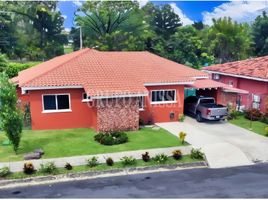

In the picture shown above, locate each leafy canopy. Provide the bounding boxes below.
[252,11,268,56]
[206,17,252,63]
[0,72,23,153]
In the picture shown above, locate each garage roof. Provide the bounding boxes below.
[185,79,249,94]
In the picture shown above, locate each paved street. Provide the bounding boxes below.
[1,163,268,198]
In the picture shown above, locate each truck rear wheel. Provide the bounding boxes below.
[196,112,203,122]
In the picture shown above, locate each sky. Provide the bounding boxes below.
[58,0,268,31]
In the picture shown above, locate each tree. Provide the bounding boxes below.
[252,11,268,56]
[159,26,214,68]
[142,3,182,39]
[0,1,67,60]
[0,54,8,72]
[0,72,23,153]
[206,17,252,63]
[192,21,204,30]
[74,0,152,51]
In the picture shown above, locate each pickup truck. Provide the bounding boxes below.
[184,96,228,122]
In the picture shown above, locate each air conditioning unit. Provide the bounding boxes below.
[213,74,220,80]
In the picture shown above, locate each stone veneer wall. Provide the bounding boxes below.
[96,97,139,132]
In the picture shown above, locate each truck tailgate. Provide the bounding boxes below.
[210,108,228,116]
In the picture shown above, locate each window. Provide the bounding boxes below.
[138,96,145,110]
[43,94,71,113]
[151,90,176,104]
[252,94,261,109]
[82,93,92,102]
[213,74,220,80]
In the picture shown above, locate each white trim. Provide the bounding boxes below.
[192,76,209,79]
[151,101,177,105]
[203,70,268,82]
[42,109,72,114]
[138,96,145,110]
[92,93,148,99]
[22,85,83,94]
[144,81,194,86]
[42,93,71,113]
[82,99,92,103]
[150,89,177,104]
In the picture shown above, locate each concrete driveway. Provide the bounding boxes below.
[157,117,268,168]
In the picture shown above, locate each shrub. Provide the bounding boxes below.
[227,107,241,120]
[261,115,268,124]
[64,163,73,170]
[245,108,263,121]
[265,127,268,137]
[153,153,168,164]
[106,157,114,166]
[120,156,136,166]
[23,162,35,174]
[190,148,204,159]
[94,132,128,145]
[0,73,23,153]
[0,167,10,177]
[172,150,182,160]
[40,162,57,174]
[87,156,99,167]
[178,114,185,122]
[179,132,187,144]
[142,152,150,162]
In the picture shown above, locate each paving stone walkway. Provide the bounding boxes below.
[0,146,192,172]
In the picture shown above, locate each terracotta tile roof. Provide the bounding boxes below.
[186,79,249,94]
[203,56,268,80]
[188,79,227,89]
[14,48,207,97]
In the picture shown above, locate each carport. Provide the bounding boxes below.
[185,79,249,110]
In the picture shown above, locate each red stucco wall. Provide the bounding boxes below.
[215,74,268,112]
[17,85,186,130]
[139,85,184,124]
[28,89,97,130]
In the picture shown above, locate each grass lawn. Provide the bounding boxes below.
[6,155,203,180]
[0,127,183,162]
[230,116,267,136]
[64,47,73,54]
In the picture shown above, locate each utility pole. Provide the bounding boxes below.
[79,26,83,50]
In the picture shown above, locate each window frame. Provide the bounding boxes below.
[138,96,145,111]
[150,89,177,104]
[42,93,72,113]
[82,92,92,102]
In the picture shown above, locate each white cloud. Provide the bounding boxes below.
[203,1,268,25]
[170,3,194,26]
[62,15,67,19]
[73,0,83,7]
[137,0,149,8]
[65,28,71,32]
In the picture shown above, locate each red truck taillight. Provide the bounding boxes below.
[207,109,211,115]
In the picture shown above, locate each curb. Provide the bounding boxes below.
[0,161,207,189]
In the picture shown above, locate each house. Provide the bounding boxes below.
[12,48,242,132]
[203,56,268,112]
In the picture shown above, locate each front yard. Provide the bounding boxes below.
[230,116,267,136]
[0,127,183,162]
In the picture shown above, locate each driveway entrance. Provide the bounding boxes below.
[157,117,268,168]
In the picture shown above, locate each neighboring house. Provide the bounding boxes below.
[203,56,268,112]
[12,48,242,132]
